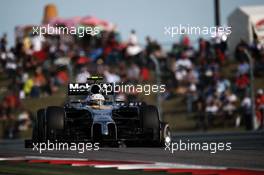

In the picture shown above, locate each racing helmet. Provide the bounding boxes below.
[91,94,105,105]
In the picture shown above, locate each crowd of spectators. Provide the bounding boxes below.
[0,25,264,138]
[169,36,264,130]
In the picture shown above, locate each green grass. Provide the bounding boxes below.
[0,161,178,175]
[22,86,67,114]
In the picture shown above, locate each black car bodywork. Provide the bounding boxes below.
[31,77,171,146]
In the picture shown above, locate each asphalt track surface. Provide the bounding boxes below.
[0,131,263,170]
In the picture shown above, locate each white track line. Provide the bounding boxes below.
[25,156,88,161]
[0,157,26,161]
[92,163,226,170]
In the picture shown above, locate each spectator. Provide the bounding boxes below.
[186,83,198,113]
[235,73,250,98]
[17,109,32,132]
[127,63,140,81]
[0,33,7,51]
[56,69,69,85]
[216,76,230,95]
[241,95,252,130]
[31,34,45,52]
[126,30,142,57]
[235,39,248,62]
[104,68,121,83]
[32,67,46,98]
[222,91,238,121]
[256,89,264,129]
[140,66,150,82]
[128,29,138,45]
[205,100,219,127]
[76,67,91,83]
[172,52,192,83]
[237,59,250,75]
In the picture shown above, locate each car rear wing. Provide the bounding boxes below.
[68,82,114,95]
[68,76,114,95]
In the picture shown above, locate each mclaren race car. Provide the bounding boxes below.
[31,77,171,146]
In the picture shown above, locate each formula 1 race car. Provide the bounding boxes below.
[31,77,171,147]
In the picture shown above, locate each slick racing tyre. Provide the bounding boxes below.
[141,105,160,143]
[160,123,171,146]
[46,106,65,141]
[32,108,46,142]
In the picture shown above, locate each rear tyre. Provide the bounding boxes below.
[160,123,171,146]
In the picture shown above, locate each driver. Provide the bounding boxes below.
[87,93,112,109]
[90,93,105,106]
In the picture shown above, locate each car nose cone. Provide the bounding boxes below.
[101,123,109,135]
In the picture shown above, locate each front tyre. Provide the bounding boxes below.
[32,109,45,142]
[46,106,65,141]
[141,105,160,144]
